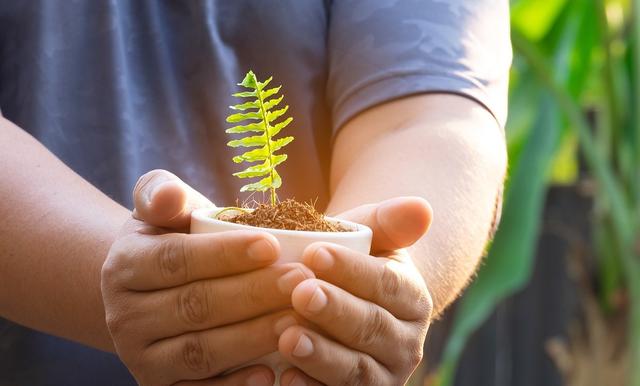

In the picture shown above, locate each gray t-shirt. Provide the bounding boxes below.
[0,1,511,384]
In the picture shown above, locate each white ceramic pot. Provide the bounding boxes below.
[190,206,373,382]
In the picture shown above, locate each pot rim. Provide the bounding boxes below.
[191,207,372,238]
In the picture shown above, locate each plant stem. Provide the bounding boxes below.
[270,187,276,207]
[254,75,277,206]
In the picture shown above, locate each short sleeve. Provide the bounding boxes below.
[327,0,512,132]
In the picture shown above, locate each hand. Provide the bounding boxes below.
[277,197,434,386]
[101,170,313,386]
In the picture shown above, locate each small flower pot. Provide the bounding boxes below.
[190,206,373,380]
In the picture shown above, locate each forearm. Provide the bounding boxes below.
[0,117,129,351]
[327,95,507,314]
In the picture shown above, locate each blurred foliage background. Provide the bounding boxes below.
[412,0,640,385]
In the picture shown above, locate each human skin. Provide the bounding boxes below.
[277,94,507,385]
[0,93,506,384]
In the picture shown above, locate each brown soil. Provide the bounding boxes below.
[218,199,350,232]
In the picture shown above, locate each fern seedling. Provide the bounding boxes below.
[226,70,294,206]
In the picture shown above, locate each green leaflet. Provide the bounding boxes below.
[226,111,261,123]
[240,169,282,192]
[232,91,256,98]
[226,122,265,134]
[232,146,269,163]
[258,77,273,90]
[226,70,294,205]
[267,106,289,123]
[227,134,267,148]
[263,95,284,111]
[229,100,260,111]
[232,155,287,179]
[271,136,294,152]
[270,117,292,137]
[261,86,281,100]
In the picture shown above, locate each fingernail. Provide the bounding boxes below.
[274,315,297,335]
[277,269,307,295]
[292,334,314,357]
[306,286,327,313]
[247,238,277,262]
[246,371,271,386]
[289,374,307,386]
[310,247,333,271]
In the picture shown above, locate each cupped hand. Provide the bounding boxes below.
[101,170,312,386]
[277,197,434,386]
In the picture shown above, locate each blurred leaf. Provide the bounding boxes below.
[549,134,579,184]
[436,2,591,384]
[511,0,569,41]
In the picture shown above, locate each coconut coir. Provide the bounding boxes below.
[220,199,349,232]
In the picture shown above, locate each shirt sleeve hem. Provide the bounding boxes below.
[331,72,506,137]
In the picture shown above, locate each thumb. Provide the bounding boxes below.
[335,196,433,253]
[132,169,214,230]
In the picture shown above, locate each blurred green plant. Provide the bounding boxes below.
[434,0,640,384]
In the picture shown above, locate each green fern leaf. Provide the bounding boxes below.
[258,76,273,90]
[226,111,261,123]
[270,136,294,152]
[233,162,272,179]
[226,122,265,134]
[262,95,284,111]
[269,117,293,137]
[266,106,289,123]
[226,71,294,205]
[260,86,281,100]
[229,100,260,111]
[227,134,267,148]
[232,146,270,163]
[232,91,257,98]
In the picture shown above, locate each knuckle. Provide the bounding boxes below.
[179,334,213,375]
[411,282,434,322]
[242,273,267,307]
[105,308,130,339]
[379,264,403,300]
[343,356,377,386]
[352,304,389,349]
[417,290,434,321]
[407,344,424,368]
[177,282,212,327]
[156,236,189,283]
[102,239,129,279]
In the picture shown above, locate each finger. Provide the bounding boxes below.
[138,263,314,339]
[105,230,280,291]
[133,169,214,230]
[173,365,274,386]
[278,326,392,386]
[280,369,323,386]
[302,243,432,321]
[291,279,413,367]
[334,196,432,253]
[142,310,299,384]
